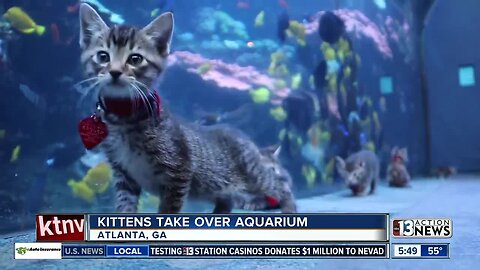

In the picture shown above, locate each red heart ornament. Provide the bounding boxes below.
[78,115,108,150]
[265,195,280,209]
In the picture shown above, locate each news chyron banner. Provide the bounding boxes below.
[36,214,388,242]
[14,214,454,259]
[14,213,391,259]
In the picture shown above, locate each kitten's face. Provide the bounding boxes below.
[79,3,173,100]
[344,163,367,186]
[336,157,366,186]
[260,147,292,186]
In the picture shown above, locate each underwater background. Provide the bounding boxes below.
[0,0,453,234]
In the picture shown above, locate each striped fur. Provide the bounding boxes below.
[79,3,296,213]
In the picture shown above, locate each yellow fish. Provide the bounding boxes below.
[338,37,350,54]
[365,141,376,152]
[10,145,21,163]
[291,73,302,90]
[197,63,212,75]
[254,11,265,27]
[324,47,336,61]
[151,8,160,17]
[83,163,112,194]
[286,20,306,46]
[3,7,45,35]
[302,165,317,188]
[270,51,285,64]
[343,66,352,78]
[328,76,337,91]
[68,180,95,203]
[270,106,287,122]
[320,42,331,52]
[320,131,331,143]
[250,87,270,104]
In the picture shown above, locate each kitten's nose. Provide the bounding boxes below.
[109,70,122,80]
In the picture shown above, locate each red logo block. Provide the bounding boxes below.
[392,220,401,236]
[36,214,85,241]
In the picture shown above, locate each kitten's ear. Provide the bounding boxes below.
[142,12,174,56]
[401,148,409,161]
[260,145,281,159]
[335,157,348,179]
[391,146,398,156]
[335,156,345,170]
[79,3,108,49]
[273,145,281,158]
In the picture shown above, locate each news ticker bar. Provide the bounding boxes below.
[391,243,449,259]
[37,214,389,242]
[15,243,389,259]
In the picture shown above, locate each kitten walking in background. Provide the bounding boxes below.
[387,147,410,187]
[336,150,379,196]
[77,4,296,214]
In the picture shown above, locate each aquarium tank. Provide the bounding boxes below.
[0,0,478,269]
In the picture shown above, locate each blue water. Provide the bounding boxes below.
[0,0,425,235]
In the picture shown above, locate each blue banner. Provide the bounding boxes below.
[61,243,388,259]
[106,245,149,257]
[421,244,449,258]
[87,214,387,230]
[62,245,105,258]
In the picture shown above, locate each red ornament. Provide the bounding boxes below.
[392,155,404,163]
[78,115,108,150]
[265,195,280,209]
[78,91,161,150]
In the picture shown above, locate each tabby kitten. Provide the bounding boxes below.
[78,4,297,213]
[336,150,379,196]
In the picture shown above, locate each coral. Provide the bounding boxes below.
[177,32,194,42]
[169,51,292,102]
[223,40,241,50]
[236,52,264,66]
[304,9,393,58]
[196,8,249,40]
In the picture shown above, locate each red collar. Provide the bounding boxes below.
[79,92,161,150]
[99,91,161,119]
[392,155,404,163]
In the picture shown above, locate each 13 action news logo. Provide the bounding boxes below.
[392,218,452,238]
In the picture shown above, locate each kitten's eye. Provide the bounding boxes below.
[127,54,144,66]
[96,51,110,63]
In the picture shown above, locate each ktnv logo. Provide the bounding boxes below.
[36,215,85,241]
[392,218,452,238]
